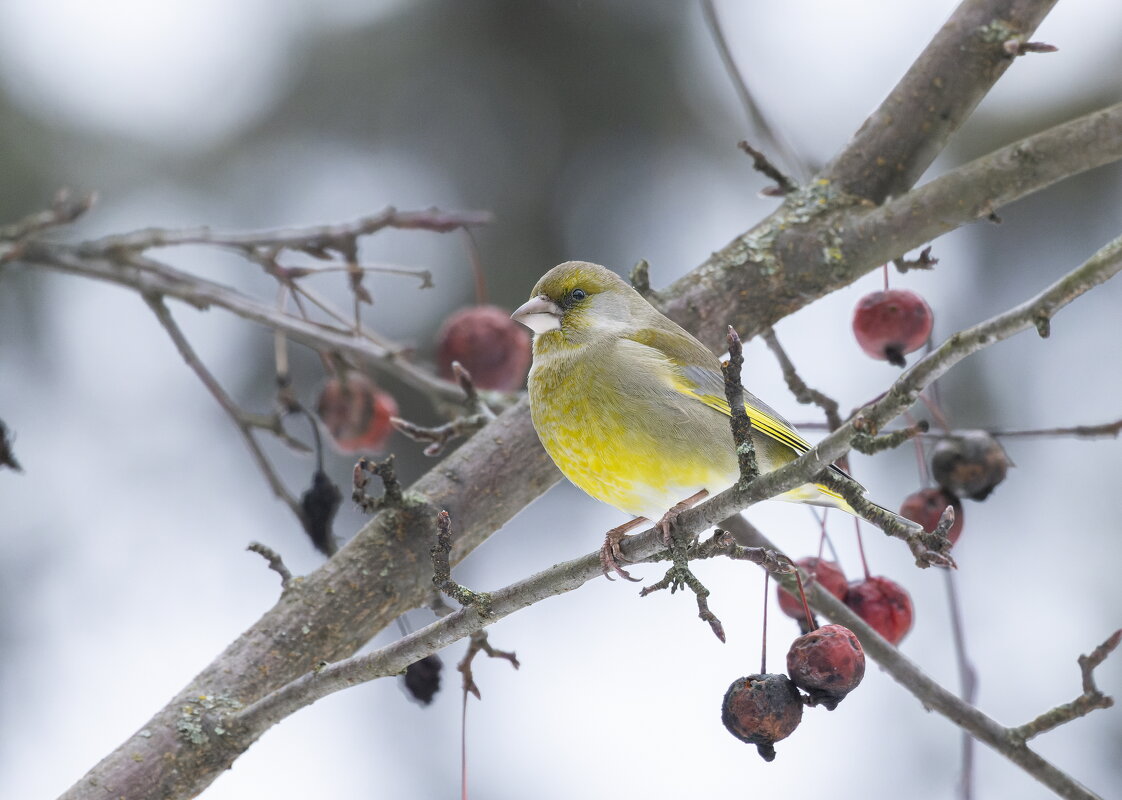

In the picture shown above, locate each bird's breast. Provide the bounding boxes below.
[527,348,737,519]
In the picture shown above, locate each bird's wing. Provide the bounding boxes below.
[627,326,813,456]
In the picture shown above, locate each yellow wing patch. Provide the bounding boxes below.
[670,374,850,510]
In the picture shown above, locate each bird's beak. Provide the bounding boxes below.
[511,294,562,334]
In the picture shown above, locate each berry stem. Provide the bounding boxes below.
[761,572,769,675]
[905,411,931,486]
[461,687,469,800]
[794,569,817,631]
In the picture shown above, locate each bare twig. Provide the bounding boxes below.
[894,245,939,274]
[0,189,95,262]
[1003,38,1058,56]
[945,569,979,800]
[391,362,496,456]
[1010,629,1120,743]
[721,326,759,483]
[247,542,294,589]
[761,327,842,430]
[989,418,1122,439]
[851,420,930,455]
[143,293,304,520]
[77,207,493,256]
[432,511,492,614]
[458,630,519,700]
[737,140,797,196]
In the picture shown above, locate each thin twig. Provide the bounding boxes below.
[761,327,842,430]
[721,325,759,484]
[247,542,294,589]
[894,245,939,274]
[391,362,496,456]
[433,511,493,614]
[77,206,493,255]
[737,140,797,196]
[142,293,303,520]
[945,569,979,800]
[1010,629,1120,743]
[458,630,519,700]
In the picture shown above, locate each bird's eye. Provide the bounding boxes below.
[570,288,587,301]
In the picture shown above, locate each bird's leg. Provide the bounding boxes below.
[657,489,709,545]
[600,516,648,582]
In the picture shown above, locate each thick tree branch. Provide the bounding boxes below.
[662,102,1122,350]
[821,0,1058,202]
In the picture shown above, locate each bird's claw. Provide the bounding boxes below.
[601,521,643,582]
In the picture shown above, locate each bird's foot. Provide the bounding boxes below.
[600,517,647,582]
[656,489,710,545]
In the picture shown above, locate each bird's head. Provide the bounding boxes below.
[511,261,642,346]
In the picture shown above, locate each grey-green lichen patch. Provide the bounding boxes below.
[176,694,244,746]
[737,227,781,276]
[976,19,1019,44]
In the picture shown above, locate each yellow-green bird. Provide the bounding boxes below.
[511,261,869,579]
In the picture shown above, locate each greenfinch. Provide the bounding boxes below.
[512,261,870,577]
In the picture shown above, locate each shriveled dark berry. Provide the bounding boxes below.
[852,289,934,367]
[845,576,914,645]
[776,558,848,621]
[721,673,803,761]
[786,624,865,710]
[931,431,1010,501]
[435,305,531,391]
[402,654,443,706]
[900,488,964,545]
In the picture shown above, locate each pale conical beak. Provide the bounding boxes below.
[511,294,562,334]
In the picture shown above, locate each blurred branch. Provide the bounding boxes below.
[76,206,492,255]
[1009,629,1120,743]
[761,327,842,431]
[143,293,304,520]
[700,0,805,180]
[391,362,496,456]
[989,419,1122,439]
[19,228,477,406]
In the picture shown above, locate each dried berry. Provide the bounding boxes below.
[317,372,399,453]
[845,576,914,645]
[435,305,531,391]
[852,289,934,367]
[299,469,342,556]
[931,431,1010,501]
[786,624,865,710]
[776,558,848,621]
[402,654,443,706]
[721,673,803,761]
[899,488,964,545]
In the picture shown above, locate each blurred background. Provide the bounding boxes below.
[1,0,1120,798]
